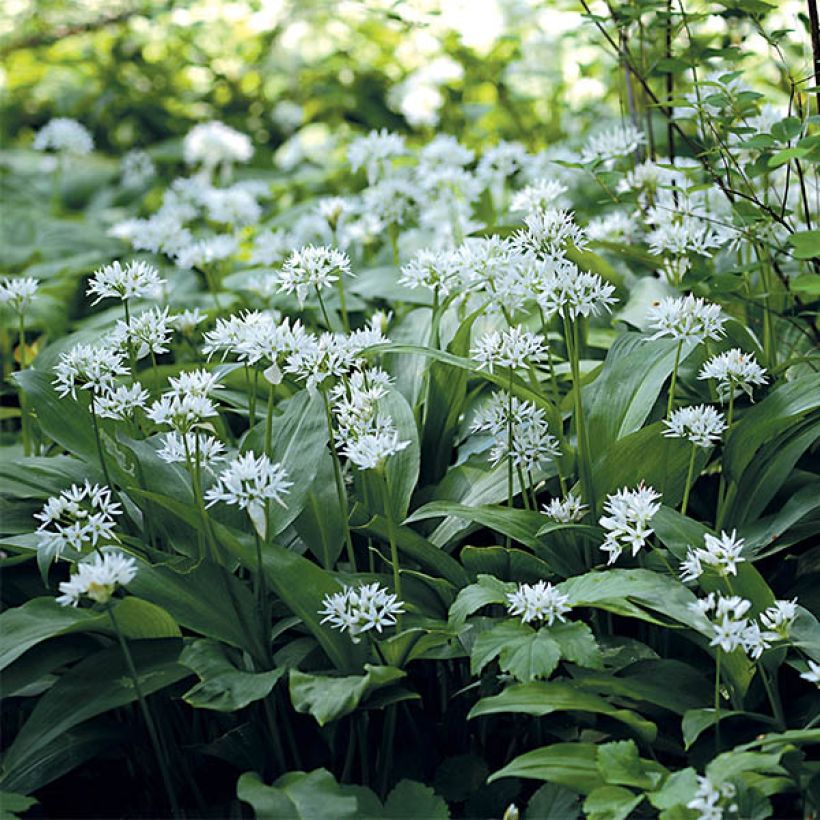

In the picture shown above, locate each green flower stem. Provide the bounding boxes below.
[314,285,333,329]
[89,393,113,488]
[107,606,181,819]
[666,339,683,420]
[506,369,514,548]
[17,314,31,456]
[321,389,356,570]
[714,648,722,752]
[123,299,137,375]
[335,276,350,332]
[715,387,736,530]
[264,382,275,457]
[563,309,596,520]
[759,664,786,729]
[262,693,287,772]
[378,467,402,626]
[680,442,698,516]
[516,464,531,510]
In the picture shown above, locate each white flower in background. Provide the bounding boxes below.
[348,129,407,184]
[512,208,588,257]
[686,775,737,820]
[399,249,463,296]
[534,260,617,320]
[147,392,218,434]
[664,404,727,447]
[174,235,239,270]
[111,213,194,258]
[543,492,587,523]
[801,661,820,686]
[56,549,137,607]
[172,308,207,334]
[471,326,547,374]
[698,348,768,402]
[53,344,129,400]
[112,306,176,360]
[276,246,352,306]
[510,179,568,213]
[506,581,571,626]
[121,149,155,188]
[319,582,404,643]
[647,216,725,259]
[202,187,262,226]
[35,482,122,558]
[250,229,292,266]
[476,141,528,187]
[157,431,226,468]
[362,176,419,227]
[759,599,798,637]
[33,118,94,155]
[679,530,746,582]
[599,484,662,565]
[586,212,641,243]
[0,277,39,314]
[471,392,560,471]
[647,295,725,343]
[418,134,474,170]
[87,260,165,305]
[204,452,292,533]
[581,122,645,165]
[94,383,149,420]
[317,196,350,230]
[202,311,281,362]
[271,100,304,133]
[183,120,253,171]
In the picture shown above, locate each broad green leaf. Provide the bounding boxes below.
[583,786,643,820]
[488,743,605,793]
[682,708,777,750]
[237,769,359,819]
[470,621,561,681]
[109,597,180,639]
[0,791,38,819]
[788,229,820,259]
[469,681,657,741]
[289,665,406,726]
[381,780,449,819]
[526,783,582,819]
[180,639,284,712]
[460,545,554,584]
[294,451,345,569]
[647,768,699,810]
[596,740,663,789]
[549,621,603,669]
[653,506,712,560]
[449,574,515,625]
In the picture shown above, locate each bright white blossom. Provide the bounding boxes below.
[510,179,568,213]
[53,344,129,400]
[399,249,463,296]
[0,277,39,314]
[599,484,662,565]
[506,581,571,626]
[801,661,820,686]
[534,259,617,320]
[183,121,253,172]
[94,383,150,420]
[112,307,176,359]
[664,404,727,447]
[543,492,587,524]
[647,295,725,343]
[348,129,407,184]
[511,208,588,257]
[581,123,645,166]
[87,260,165,305]
[319,582,404,643]
[471,326,547,374]
[686,775,737,820]
[33,118,93,155]
[276,246,352,306]
[35,482,122,559]
[147,392,218,434]
[157,431,226,468]
[175,235,239,270]
[698,348,768,402]
[56,550,137,607]
[679,530,746,582]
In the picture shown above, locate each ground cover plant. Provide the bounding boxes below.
[1,0,820,817]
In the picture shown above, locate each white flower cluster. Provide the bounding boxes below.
[581,122,646,166]
[510,179,568,214]
[275,246,352,306]
[347,129,407,184]
[471,326,547,374]
[183,120,253,171]
[121,149,155,188]
[686,776,737,820]
[543,492,587,524]
[688,593,797,658]
[471,392,560,472]
[95,383,150,421]
[33,118,94,155]
[53,343,129,400]
[511,208,588,257]
[112,306,176,360]
[56,550,138,607]
[802,661,820,686]
[699,348,768,402]
[35,481,122,558]
[157,431,226,468]
[647,295,726,343]
[679,530,745,582]
[599,484,662,565]
[319,582,404,643]
[664,404,727,448]
[506,581,572,626]
[87,260,165,305]
[0,277,39,314]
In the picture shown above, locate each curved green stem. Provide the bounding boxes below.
[666,339,683,420]
[680,442,697,516]
[379,468,402,624]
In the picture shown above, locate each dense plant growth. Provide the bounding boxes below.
[1,0,819,818]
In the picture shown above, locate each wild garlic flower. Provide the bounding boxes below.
[167,369,224,398]
[146,392,218,434]
[111,213,193,257]
[183,120,253,170]
[534,261,618,320]
[471,392,560,471]
[580,122,645,166]
[759,599,798,637]
[172,308,207,335]
[203,311,282,362]
[53,343,129,400]
[698,348,768,402]
[317,196,350,230]
[35,482,122,558]
[511,208,588,258]
[801,661,820,686]
[251,229,292,266]
[121,149,155,188]
[687,593,775,657]
[204,452,292,524]
[679,530,746,582]
[319,582,405,643]
[418,134,474,170]
[56,549,138,607]
[94,383,150,420]
[543,492,587,523]
[399,249,463,296]
[112,306,176,359]
[348,129,407,184]
[201,187,262,227]
[647,295,726,343]
[362,177,418,227]
[87,260,165,305]
[510,179,568,214]
[476,141,528,187]
[276,246,352,306]
[663,404,727,447]
[686,775,737,820]
[506,581,571,626]
[599,484,662,565]
[174,235,239,270]
[647,216,725,260]
[471,326,548,374]
[586,212,640,244]
[157,431,226,468]
[337,415,410,471]
[33,118,94,155]
[0,277,39,314]
[329,367,393,428]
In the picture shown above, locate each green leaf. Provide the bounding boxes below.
[597,740,662,789]
[0,791,38,820]
[526,783,582,819]
[293,451,345,569]
[109,597,180,639]
[180,640,284,711]
[682,708,777,750]
[469,681,657,741]
[382,780,449,819]
[583,786,643,820]
[488,743,605,793]
[767,147,808,168]
[549,621,603,669]
[647,768,699,810]
[460,545,555,584]
[1,639,186,793]
[449,574,515,625]
[289,665,406,726]
[470,621,561,682]
[237,769,359,819]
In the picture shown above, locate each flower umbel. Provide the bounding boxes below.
[599,484,662,565]
[56,549,138,607]
[319,582,405,643]
[506,581,571,625]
